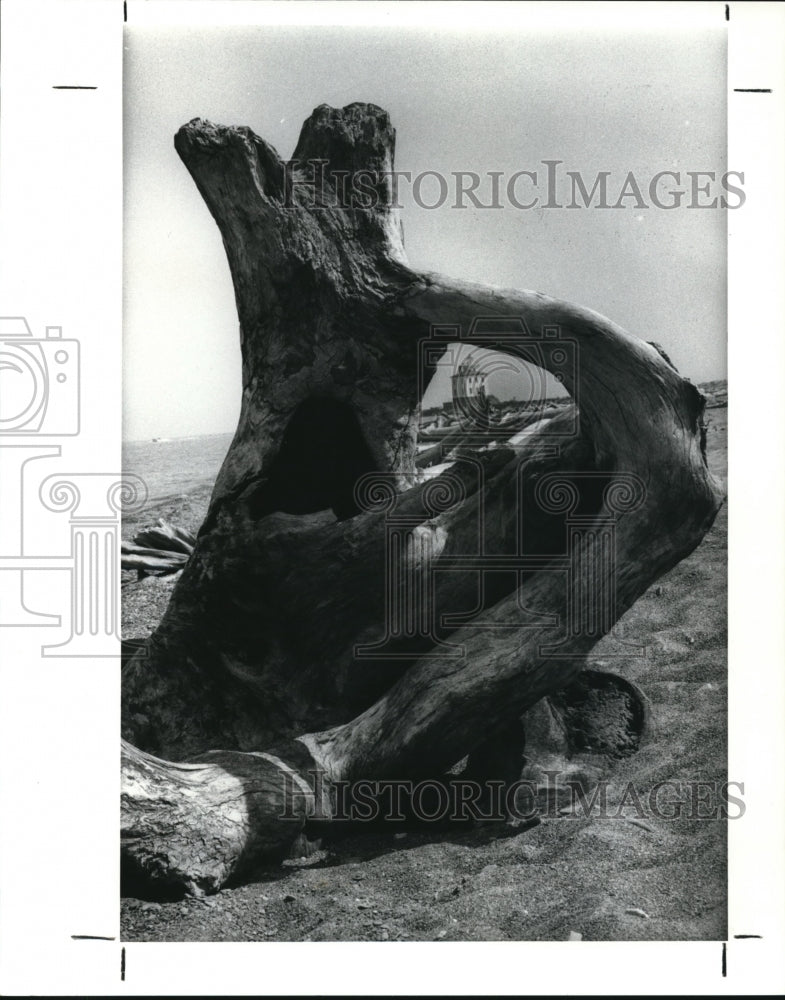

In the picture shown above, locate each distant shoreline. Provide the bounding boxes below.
[124,378,727,445]
[123,430,235,446]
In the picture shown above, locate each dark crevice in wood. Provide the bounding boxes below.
[247,397,377,521]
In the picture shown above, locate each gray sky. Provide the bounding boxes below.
[124,23,727,440]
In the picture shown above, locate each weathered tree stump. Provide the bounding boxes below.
[121,103,722,895]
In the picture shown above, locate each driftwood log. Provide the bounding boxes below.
[121,519,196,577]
[121,103,722,896]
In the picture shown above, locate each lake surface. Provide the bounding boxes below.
[123,432,233,505]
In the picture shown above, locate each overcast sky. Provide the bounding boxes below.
[124,21,727,440]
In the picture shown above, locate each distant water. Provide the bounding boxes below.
[123,432,233,504]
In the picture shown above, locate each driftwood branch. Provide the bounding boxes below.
[121,519,195,577]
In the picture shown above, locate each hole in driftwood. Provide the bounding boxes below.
[250,397,377,521]
[417,341,577,475]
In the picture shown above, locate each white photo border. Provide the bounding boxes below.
[0,1,783,995]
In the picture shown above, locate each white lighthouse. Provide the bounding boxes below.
[451,357,490,427]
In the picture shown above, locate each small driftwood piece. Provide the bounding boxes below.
[121,520,196,577]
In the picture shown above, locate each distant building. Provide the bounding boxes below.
[451,360,486,401]
[451,358,491,427]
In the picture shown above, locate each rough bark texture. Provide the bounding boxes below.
[121,103,723,895]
